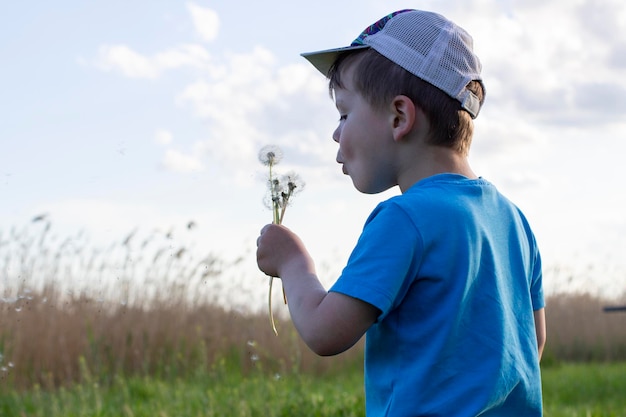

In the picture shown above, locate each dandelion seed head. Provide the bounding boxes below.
[262,194,276,211]
[270,177,284,195]
[258,145,283,166]
[257,144,306,332]
[282,171,305,194]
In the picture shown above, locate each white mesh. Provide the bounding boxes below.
[302,10,483,118]
[365,11,482,118]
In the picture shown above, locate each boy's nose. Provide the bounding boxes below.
[332,126,340,143]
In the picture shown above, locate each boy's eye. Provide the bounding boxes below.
[338,115,347,121]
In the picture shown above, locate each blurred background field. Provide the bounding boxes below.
[0,217,361,391]
[1,219,625,415]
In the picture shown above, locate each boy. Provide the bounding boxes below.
[256,9,546,416]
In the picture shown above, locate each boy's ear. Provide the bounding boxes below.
[389,95,416,142]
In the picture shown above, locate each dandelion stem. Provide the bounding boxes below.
[259,145,302,335]
[269,276,278,336]
[268,162,281,334]
[279,194,290,224]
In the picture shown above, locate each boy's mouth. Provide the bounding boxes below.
[336,153,347,174]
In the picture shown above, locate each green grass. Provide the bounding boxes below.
[0,357,365,417]
[542,362,626,416]
[3,375,363,417]
[2,362,626,417]
[2,220,626,416]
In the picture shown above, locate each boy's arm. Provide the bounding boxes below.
[257,224,379,356]
[533,307,546,360]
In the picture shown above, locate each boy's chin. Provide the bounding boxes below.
[352,179,394,195]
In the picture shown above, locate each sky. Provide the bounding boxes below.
[2,0,626,304]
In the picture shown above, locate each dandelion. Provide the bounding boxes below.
[258,145,305,335]
[278,171,305,224]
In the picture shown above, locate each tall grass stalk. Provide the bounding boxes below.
[0,219,625,393]
[0,219,359,391]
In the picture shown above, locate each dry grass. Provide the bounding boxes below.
[0,282,358,391]
[544,292,626,363]
[0,218,360,391]
[1,218,625,391]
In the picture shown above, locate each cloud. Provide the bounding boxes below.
[175,46,335,178]
[607,42,626,69]
[161,148,204,173]
[461,0,626,126]
[87,0,626,196]
[93,45,160,79]
[155,129,173,146]
[89,34,338,182]
[186,2,220,42]
[153,44,212,71]
[84,4,338,184]
[573,82,626,122]
[88,3,218,79]
[92,44,213,80]
[155,130,208,175]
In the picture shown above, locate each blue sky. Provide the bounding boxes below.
[2,0,626,303]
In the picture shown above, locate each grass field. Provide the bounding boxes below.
[1,361,625,416]
[1,220,626,416]
[542,362,626,416]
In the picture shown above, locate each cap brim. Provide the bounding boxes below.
[301,44,370,77]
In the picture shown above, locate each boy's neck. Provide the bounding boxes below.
[397,145,476,193]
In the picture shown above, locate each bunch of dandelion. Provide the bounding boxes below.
[258,145,305,335]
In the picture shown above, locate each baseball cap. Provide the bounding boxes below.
[301,9,484,118]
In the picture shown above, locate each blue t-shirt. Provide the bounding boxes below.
[330,174,544,416]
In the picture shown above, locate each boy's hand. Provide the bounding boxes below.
[257,223,378,356]
[256,224,314,279]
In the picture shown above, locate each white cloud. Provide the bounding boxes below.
[29,0,626,300]
[93,45,160,79]
[186,2,220,42]
[161,149,204,173]
[154,129,174,145]
[153,44,212,71]
[175,48,296,143]
[92,44,212,80]
[155,129,173,146]
[459,0,626,125]
[174,45,338,188]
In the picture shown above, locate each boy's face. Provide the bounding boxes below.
[332,65,397,194]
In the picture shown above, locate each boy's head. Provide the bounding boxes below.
[302,10,485,156]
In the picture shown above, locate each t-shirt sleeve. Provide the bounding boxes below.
[329,202,423,321]
[530,244,544,311]
[518,208,545,311]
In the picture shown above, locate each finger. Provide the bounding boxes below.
[258,225,268,246]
